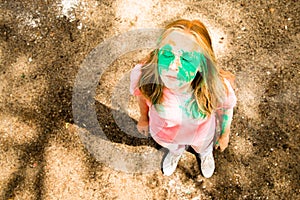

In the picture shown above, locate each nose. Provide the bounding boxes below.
[169,56,180,71]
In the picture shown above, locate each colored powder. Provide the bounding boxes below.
[158,44,174,75]
[177,51,202,83]
[180,98,206,119]
[157,44,208,119]
[158,44,204,84]
[220,114,229,135]
[190,100,206,119]
[154,104,165,114]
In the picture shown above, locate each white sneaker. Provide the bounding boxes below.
[200,152,215,178]
[162,152,182,176]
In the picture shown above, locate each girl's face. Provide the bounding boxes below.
[158,30,204,91]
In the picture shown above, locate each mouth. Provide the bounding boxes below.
[166,75,177,80]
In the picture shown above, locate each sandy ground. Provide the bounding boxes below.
[0,0,299,199]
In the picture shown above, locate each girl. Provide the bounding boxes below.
[130,19,237,178]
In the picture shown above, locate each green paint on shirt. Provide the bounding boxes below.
[220,114,229,135]
[180,98,206,119]
[154,104,165,114]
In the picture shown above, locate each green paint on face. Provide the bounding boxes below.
[177,51,202,83]
[158,44,205,84]
[158,44,174,75]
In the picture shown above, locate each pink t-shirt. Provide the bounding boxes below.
[130,64,237,147]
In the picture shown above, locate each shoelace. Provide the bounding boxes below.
[202,155,213,166]
[171,154,181,166]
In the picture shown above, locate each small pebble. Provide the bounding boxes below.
[77,22,83,30]
[169,180,175,186]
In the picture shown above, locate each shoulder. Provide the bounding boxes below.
[132,63,143,72]
[224,78,234,92]
[130,63,145,78]
[129,63,144,95]
[219,78,237,109]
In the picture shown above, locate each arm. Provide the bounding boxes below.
[136,95,150,136]
[129,64,149,135]
[215,108,234,151]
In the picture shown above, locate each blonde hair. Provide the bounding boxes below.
[138,19,234,117]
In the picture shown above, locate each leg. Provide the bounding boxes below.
[192,139,214,158]
[192,140,215,178]
[150,129,186,176]
[160,143,186,176]
[165,143,186,155]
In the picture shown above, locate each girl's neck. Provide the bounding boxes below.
[166,84,193,96]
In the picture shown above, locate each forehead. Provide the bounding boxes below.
[160,30,201,53]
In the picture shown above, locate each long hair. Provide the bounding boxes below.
[138,19,234,117]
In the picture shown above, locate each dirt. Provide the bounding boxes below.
[0,0,299,199]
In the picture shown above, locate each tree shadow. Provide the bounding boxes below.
[0,0,118,199]
[2,133,48,199]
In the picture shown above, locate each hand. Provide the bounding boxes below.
[215,134,229,152]
[137,117,149,137]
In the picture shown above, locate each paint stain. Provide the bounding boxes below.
[158,44,205,83]
[221,114,229,135]
[180,98,206,119]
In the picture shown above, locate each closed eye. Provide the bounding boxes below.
[181,56,191,62]
[162,50,174,58]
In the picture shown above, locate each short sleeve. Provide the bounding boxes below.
[129,64,143,96]
[218,78,237,109]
